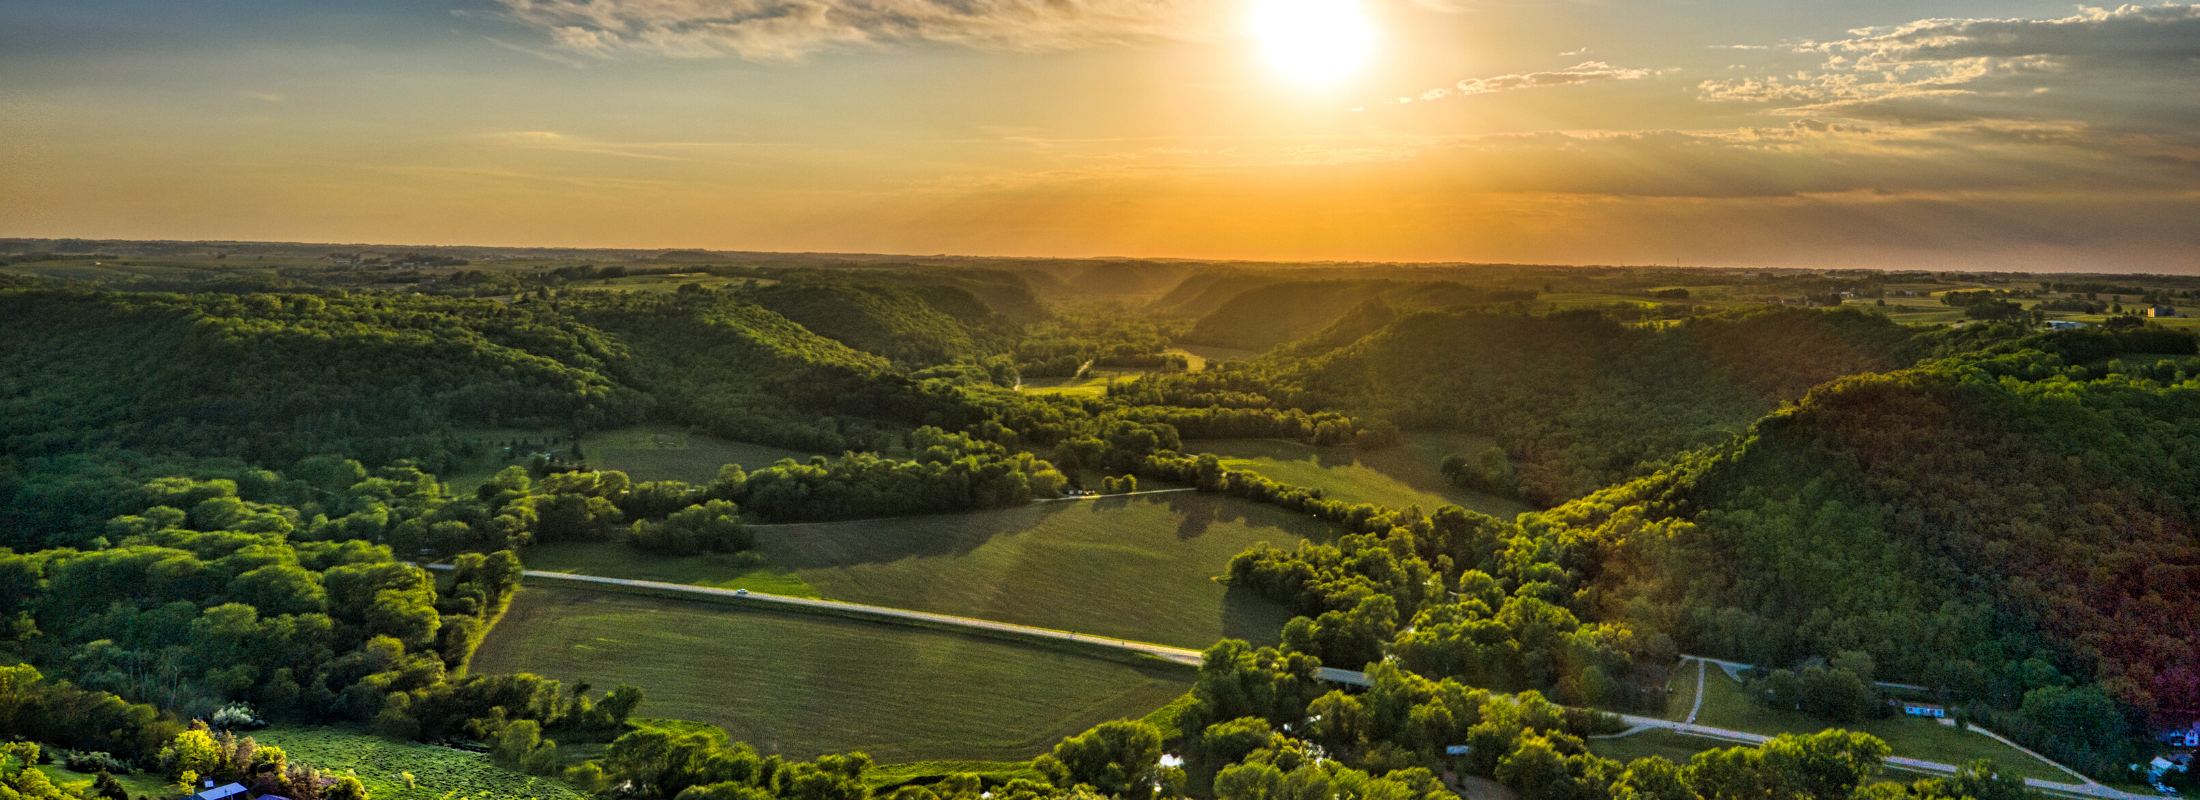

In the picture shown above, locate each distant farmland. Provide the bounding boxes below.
[468,586,1193,763]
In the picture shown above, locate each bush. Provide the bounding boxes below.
[65,750,130,775]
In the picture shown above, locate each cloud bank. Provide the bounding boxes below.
[1397,61,1650,103]
[493,0,1234,61]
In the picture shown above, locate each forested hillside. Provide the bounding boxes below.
[0,289,636,465]
[1558,329,2199,750]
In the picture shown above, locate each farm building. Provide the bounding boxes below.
[2146,305,2180,318]
[1892,700,1947,718]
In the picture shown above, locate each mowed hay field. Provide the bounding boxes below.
[579,424,818,484]
[1189,432,1535,520]
[469,586,1193,762]
[755,492,1327,649]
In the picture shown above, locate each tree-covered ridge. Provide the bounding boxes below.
[1144,307,1926,504]
[749,281,1019,368]
[1546,328,2199,772]
[0,288,635,468]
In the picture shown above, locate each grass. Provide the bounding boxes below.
[1663,659,1705,723]
[753,492,1328,649]
[1588,729,1730,767]
[865,761,1047,789]
[247,724,589,800]
[523,542,823,597]
[1187,432,1535,520]
[34,764,173,797]
[1019,374,1119,397]
[1691,668,2076,783]
[576,424,818,484]
[469,585,1194,763]
[1166,345,1262,371]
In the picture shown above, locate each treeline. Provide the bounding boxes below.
[0,484,520,723]
[1014,308,1187,377]
[1127,452,1667,713]
[0,469,665,785]
[1550,326,2200,779]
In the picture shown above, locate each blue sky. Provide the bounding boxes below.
[3,0,2196,271]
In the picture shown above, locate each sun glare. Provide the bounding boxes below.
[1251,0,1375,84]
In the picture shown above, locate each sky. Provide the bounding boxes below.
[2,0,2197,272]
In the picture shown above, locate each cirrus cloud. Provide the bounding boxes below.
[492,0,1237,61]
[1699,4,2200,119]
[1395,61,1651,103]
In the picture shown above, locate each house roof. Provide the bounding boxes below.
[192,784,249,800]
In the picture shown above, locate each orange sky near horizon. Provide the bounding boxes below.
[4,1,2197,272]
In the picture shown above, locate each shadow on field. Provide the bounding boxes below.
[1219,583,1295,646]
[1157,492,1276,541]
[758,503,1074,567]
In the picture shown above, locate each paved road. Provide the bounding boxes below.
[1685,654,1930,692]
[1036,487,1198,503]
[438,565,1372,687]
[1609,714,2157,800]
[1685,658,1706,724]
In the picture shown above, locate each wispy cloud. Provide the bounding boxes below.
[1700,4,2200,118]
[1395,61,1652,104]
[491,0,1236,61]
[485,35,593,67]
[488,131,696,161]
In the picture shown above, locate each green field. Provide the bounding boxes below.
[1019,373,1119,397]
[1663,659,1704,722]
[469,586,1193,762]
[247,724,589,800]
[519,493,1318,649]
[577,424,819,484]
[1188,432,1535,520]
[1588,728,1731,767]
[1690,667,2076,783]
[756,492,1325,649]
[33,765,173,798]
[1166,345,1262,371]
[523,542,823,598]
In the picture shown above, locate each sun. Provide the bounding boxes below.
[1250,0,1376,84]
